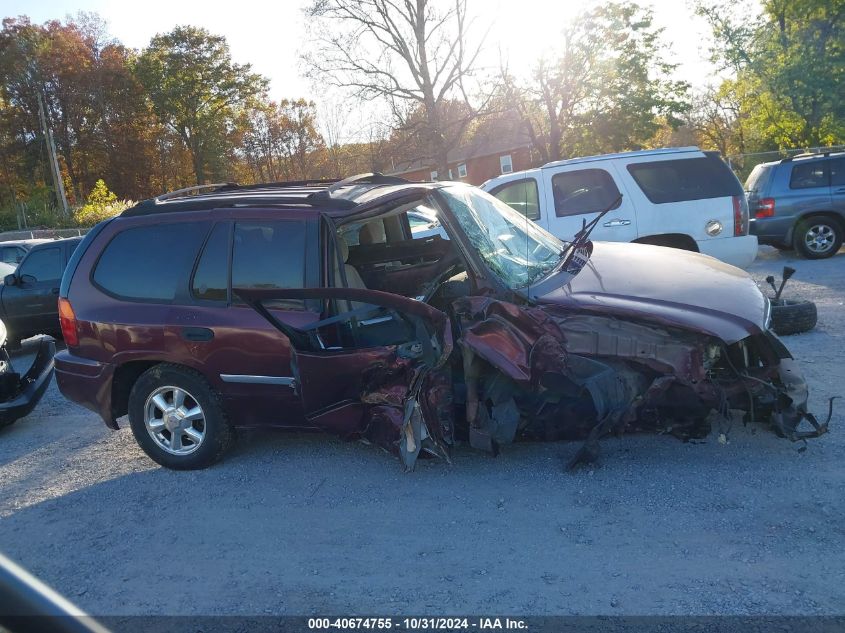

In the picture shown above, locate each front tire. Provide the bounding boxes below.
[128,364,233,470]
[793,216,843,259]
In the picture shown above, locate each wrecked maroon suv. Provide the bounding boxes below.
[55,175,829,470]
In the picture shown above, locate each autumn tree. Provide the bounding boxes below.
[239,99,326,182]
[303,0,490,176]
[0,15,163,208]
[136,26,267,184]
[696,0,845,149]
[507,2,689,163]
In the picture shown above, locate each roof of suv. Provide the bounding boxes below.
[121,173,439,219]
[540,146,702,170]
[756,150,845,169]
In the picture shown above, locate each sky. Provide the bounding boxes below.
[1,0,727,96]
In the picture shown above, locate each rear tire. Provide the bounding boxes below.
[793,216,843,259]
[128,364,233,470]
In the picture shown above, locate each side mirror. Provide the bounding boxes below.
[3,274,16,286]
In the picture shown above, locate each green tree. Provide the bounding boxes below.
[73,178,132,226]
[136,26,267,184]
[696,0,845,149]
[508,2,689,163]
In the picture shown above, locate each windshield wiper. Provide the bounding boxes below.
[553,194,623,275]
[569,194,623,246]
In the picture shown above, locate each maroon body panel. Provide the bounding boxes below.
[536,242,767,343]
[60,207,321,429]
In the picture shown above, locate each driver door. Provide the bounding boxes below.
[234,287,451,441]
[3,245,64,337]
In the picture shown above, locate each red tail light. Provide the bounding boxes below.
[754,197,775,218]
[58,298,79,346]
[733,195,748,236]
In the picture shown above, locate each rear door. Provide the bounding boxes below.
[541,164,637,242]
[2,245,63,336]
[619,152,746,242]
[174,215,322,428]
[829,157,845,214]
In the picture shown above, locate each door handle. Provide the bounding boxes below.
[603,219,631,227]
[834,187,845,194]
[181,327,214,342]
[51,288,59,295]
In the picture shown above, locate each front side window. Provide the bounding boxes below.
[627,155,743,204]
[19,247,61,281]
[441,184,564,289]
[500,155,513,174]
[490,178,541,220]
[552,169,621,217]
[790,161,829,189]
[93,222,207,301]
[232,221,308,310]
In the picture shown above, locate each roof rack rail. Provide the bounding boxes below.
[325,172,408,194]
[781,149,841,163]
[154,182,239,202]
[121,174,405,217]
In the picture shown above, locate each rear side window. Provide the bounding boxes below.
[831,158,845,187]
[552,169,621,216]
[93,222,207,301]
[192,223,230,302]
[490,179,540,220]
[790,161,829,189]
[627,155,742,204]
[232,221,308,310]
[20,247,62,281]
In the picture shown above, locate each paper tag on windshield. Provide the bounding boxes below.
[562,241,593,275]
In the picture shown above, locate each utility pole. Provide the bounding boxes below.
[36,88,70,217]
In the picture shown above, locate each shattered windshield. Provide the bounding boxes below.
[440,185,565,289]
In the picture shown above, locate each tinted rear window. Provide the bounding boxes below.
[627,155,742,204]
[789,161,828,189]
[744,164,773,193]
[232,220,308,310]
[93,222,207,301]
[192,222,230,302]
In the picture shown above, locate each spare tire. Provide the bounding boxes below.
[771,299,817,336]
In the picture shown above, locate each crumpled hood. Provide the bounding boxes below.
[534,242,767,344]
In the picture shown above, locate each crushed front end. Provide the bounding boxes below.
[447,296,829,469]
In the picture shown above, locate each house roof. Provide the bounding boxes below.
[388,125,531,175]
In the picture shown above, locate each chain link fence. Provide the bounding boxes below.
[726,145,845,181]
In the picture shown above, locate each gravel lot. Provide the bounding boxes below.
[1,246,843,617]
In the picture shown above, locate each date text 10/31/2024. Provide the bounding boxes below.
[307,617,528,630]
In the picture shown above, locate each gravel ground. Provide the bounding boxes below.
[0,246,843,617]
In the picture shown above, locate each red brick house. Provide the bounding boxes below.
[387,128,535,186]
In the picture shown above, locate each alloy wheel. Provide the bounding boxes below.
[803,223,836,254]
[143,386,206,455]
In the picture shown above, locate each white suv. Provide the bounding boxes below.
[482,147,758,268]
